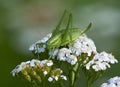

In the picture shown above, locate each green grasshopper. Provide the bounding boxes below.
[47,10,92,49]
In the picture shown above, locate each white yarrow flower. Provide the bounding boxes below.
[29,33,52,53]
[46,60,53,66]
[70,34,97,56]
[43,71,48,75]
[57,48,71,61]
[54,76,59,81]
[101,76,120,87]
[48,77,53,82]
[30,59,40,67]
[85,52,118,71]
[61,75,67,80]
[67,55,77,65]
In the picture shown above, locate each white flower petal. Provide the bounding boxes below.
[48,77,53,82]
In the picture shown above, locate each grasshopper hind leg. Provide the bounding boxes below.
[62,12,73,46]
[52,10,68,36]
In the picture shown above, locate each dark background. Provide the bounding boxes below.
[0,0,120,87]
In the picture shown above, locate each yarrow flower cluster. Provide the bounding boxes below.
[29,33,52,54]
[23,32,118,87]
[11,11,119,87]
[70,34,97,56]
[85,51,118,71]
[28,33,118,70]
[101,76,120,87]
[50,34,97,65]
[52,48,77,65]
[11,59,53,76]
[11,59,66,83]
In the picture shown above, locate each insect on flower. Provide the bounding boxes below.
[47,10,92,49]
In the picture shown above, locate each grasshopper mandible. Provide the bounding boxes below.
[47,10,92,49]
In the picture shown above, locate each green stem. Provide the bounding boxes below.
[70,70,75,87]
[32,81,39,87]
[86,77,95,87]
[86,80,92,87]
[69,63,79,87]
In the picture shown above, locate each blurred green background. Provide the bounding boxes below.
[0,0,120,87]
